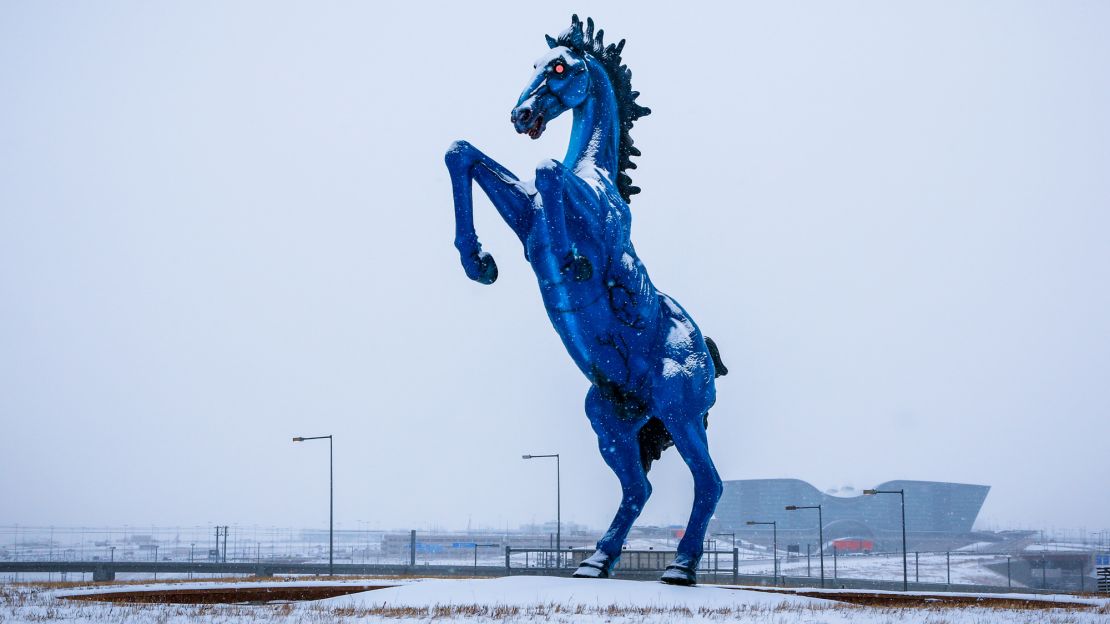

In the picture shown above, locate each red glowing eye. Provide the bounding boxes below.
[554,64,565,74]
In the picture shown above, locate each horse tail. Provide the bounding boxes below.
[705,336,728,378]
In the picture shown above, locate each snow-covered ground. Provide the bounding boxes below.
[2,576,1107,623]
[742,551,1016,586]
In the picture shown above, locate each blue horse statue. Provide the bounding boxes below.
[446,15,728,586]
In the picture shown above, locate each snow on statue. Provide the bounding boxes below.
[445,15,728,586]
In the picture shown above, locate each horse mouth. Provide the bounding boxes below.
[525,114,546,140]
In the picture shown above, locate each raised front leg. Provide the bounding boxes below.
[445,140,533,284]
[573,386,652,579]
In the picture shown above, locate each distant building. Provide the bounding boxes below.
[714,478,990,551]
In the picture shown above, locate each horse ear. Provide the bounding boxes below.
[546,34,558,48]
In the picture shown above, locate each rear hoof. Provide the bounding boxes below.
[660,564,697,586]
[572,549,615,579]
[572,563,608,579]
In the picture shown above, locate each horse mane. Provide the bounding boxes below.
[547,15,651,203]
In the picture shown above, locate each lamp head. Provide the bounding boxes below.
[522,454,532,459]
[785,505,798,511]
[746,521,756,525]
[863,489,877,495]
[293,437,305,442]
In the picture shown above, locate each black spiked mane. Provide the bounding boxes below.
[547,15,651,203]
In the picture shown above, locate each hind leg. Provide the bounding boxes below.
[573,386,652,579]
[659,410,722,586]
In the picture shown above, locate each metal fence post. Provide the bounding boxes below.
[946,551,950,588]
[505,546,511,576]
[733,547,738,585]
[1007,555,1011,589]
[915,552,919,583]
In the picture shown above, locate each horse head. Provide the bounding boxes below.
[510,15,650,203]
[511,46,590,140]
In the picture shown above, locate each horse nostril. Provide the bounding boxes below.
[518,108,532,123]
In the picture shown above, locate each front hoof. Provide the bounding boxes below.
[660,564,697,586]
[572,549,615,579]
[462,251,498,285]
[475,251,498,284]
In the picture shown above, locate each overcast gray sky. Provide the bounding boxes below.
[1,1,1107,535]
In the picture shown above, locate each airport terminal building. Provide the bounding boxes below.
[714,479,990,551]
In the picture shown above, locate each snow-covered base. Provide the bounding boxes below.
[323,575,830,609]
[3,576,1108,623]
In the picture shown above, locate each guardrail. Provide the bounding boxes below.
[2,548,1103,595]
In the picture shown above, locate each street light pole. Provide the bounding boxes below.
[522,453,560,567]
[785,505,823,588]
[294,435,334,576]
[864,489,907,591]
[746,521,778,584]
[214,526,229,563]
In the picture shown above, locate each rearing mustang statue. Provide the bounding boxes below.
[446,15,728,586]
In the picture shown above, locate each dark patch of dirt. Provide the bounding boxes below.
[60,584,393,604]
[739,587,1096,610]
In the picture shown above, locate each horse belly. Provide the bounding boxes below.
[542,295,622,377]
[544,282,660,409]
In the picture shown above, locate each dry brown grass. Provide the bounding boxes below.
[8,573,419,591]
